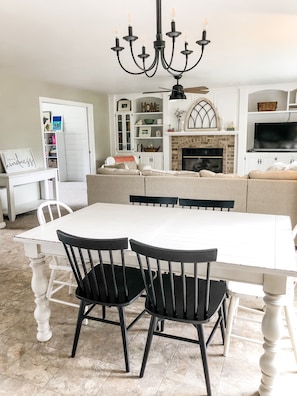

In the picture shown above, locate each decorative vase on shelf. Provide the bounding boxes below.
[180,120,184,132]
[177,119,185,132]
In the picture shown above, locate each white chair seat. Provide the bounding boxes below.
[37,200,79,308]
[224,279,297,365]
[224,224,297,364]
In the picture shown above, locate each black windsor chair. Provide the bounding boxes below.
[56,230,147,372]
[130,239,227,396]
[130,195,178,207]
[179,198,234,211]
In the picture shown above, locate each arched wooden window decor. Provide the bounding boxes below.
[185,98,219,131]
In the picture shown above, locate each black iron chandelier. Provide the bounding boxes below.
[111,0,210,78]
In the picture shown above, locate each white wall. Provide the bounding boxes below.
[0,71,110,171]
[0,71,110,213]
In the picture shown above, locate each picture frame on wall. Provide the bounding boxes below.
[139,126,151,137]
[117,99,131,112]
[52,115,63,131]
[42,111,51,128]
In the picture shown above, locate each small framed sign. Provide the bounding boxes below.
[139,126,151,137]
[0,148,37,173]
[117,99,131,112]
[52,115,63,131]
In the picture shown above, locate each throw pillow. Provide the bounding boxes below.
[249,170,297,180]
[266,162,287,171]
[199,169,245,178]
[104,162,127,169]
[286,161,297,171]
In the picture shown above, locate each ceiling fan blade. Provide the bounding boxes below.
[142,89,171,94]
[184,86,209,94]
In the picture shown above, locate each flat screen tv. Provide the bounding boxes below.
[253,122,297,151]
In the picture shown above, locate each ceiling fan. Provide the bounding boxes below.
[143,74,209,100]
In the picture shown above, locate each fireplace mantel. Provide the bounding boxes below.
[165,130,238,137]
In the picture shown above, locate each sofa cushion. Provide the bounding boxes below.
[87,174,145,205]
[97,167,141,175]
[104,162,127,169]
[249,170,297,180]
[247,178,297,227]
[141,169,199,177]
[200,169,247,178]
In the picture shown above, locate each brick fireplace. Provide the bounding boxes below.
[171,134,236,173]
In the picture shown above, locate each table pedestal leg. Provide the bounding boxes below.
[258,293,285,396]
[29,255,52,342]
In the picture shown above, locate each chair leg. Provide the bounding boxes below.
[46,269,56,300]
[219,306,226,343]
[197,324,212,396]
[68,272,74,295]
[284,304,297,364]
[223,295,239,357]
[140,316,158,378]
[118,307,130,372]
[156,319,165,332]
[71,301,86,358]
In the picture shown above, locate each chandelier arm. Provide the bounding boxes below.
[179,47,205,73]
[129,41,162,76]
[165,46,205,74]
[143,55,160,78]
[116,53,146,75]
[161,38,177,72]
[142,49,160,74]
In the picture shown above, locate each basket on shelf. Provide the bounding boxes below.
[257,102,277,111]
[142,146,160,152]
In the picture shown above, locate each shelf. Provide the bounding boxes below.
[135,124,163,127]
[135,137,163,140]
[134,112,163,115]
[2,199,47,217]
[165,130,239,136]
[248,110,297,115]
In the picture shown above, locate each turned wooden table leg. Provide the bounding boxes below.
[258,292,286,396]
[29,255,52,342]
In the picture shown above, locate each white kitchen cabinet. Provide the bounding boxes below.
[244,152,297,173]
[115,111,133,151]
[138,152,164,170]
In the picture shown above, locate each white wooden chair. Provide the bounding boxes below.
[224,225,297,364]
[37,200,79,308]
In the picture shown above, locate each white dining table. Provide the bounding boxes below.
[15,203,297,396]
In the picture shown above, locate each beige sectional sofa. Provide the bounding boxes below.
[87,167,297,230]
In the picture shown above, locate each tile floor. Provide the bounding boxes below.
[0,185,296,395]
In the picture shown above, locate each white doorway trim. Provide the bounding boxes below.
[39,97,96,175]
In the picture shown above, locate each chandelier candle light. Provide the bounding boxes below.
[111,0,210,78]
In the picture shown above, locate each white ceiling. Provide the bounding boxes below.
[1,0,297,95]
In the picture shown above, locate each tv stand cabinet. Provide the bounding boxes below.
[0,168,58,221]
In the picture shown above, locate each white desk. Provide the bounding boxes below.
[0,168,58,221]
[15,203,297,396]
